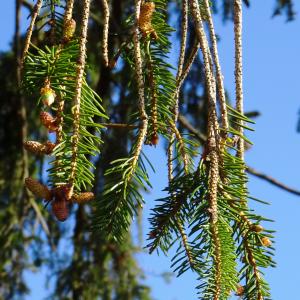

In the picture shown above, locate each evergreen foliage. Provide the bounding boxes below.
[0,0,296,299]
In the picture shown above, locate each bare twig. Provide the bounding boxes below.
[21,0,43,66]
[101,123,139,129]
[178,114,206,143]
[246,167,300,196]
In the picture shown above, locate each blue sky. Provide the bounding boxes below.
[1,1,300,299]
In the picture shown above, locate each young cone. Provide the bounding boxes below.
[23,140,55,155]
[52,198,69,222]
[25,177,52,201]
[72,192,95,204]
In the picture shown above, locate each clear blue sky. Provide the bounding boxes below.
[1,1,300,299]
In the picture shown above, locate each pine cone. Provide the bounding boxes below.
[25,177,52,201]
[40,111,58,132]
[23,140,55,155]
[52,198,69,222]
[72,192,95,204]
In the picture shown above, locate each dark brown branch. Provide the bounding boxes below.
[178,114,206,143]
[246,167,300,197]
[101,123,139,129]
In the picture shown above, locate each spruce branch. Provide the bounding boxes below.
[69,0,91,196]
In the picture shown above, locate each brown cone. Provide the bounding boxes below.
[25,177,52,201]
[52,198,69,222]
[72,192,95,204]
[40,111,58,132]
[24,140,55,155]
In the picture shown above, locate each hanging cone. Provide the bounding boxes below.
[23,140,55,155]
[40,111,58,132]
[63,18,76,43]
[52,198,69,222]
[71,192,95,204]
[25,177,52,201]
[150,133,159,146]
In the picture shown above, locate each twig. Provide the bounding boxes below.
[203,0,229,135]
[101,0,110,67]
[178,114,206,143]
[126,0,149,182]
[234,0,244,159]
[69,0,91,195]
[247,167,300,196]
[101,123,139,129]
[168,0,188,181]
[63,0,74,22]
[21,0,43,66]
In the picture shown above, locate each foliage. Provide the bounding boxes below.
[0,0,296,299]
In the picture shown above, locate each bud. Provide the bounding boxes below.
[25,177,52,201]
[40,111,58,132]
[251,224,264,233]
[150,133,159,146]
[63,18,76,42]
[235,285,244,296]
[261,237,272,247]
[72,192,95,204]
[40,85,56,107]
[52,198,69,222]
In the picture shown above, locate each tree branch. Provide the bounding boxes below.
[178,113,300,197]
[246,166,300,197]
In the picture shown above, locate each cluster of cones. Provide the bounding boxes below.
[24,79,94,222]
[23,80,58,156]
[25,178,94,222]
